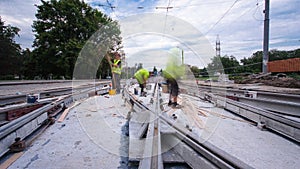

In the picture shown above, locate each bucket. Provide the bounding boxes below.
[134,88,138,95]
[27,95,38,103]
[109,89,116,95]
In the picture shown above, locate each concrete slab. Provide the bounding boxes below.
[149,90,300,169]
[190,105,300,169]
[7,82,300,169]
[8,95,130,169]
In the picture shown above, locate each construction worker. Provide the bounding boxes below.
[110,53,122,94]
[163,47,185,108]
[134,68,150,97]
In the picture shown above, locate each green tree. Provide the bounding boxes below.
[199,67,208,77]
[0,17,22,79]
[30,0,119,79]
[22,49,37,79]
[207,55,240,75]
[74,21,122,79]
[240,48,300,74]
[269,48,300,61]
[240,51,263,73]
[190,66,200,78]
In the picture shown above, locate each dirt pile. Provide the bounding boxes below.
[237,74,300,88]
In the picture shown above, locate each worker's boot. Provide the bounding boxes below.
[140,92,147,97]
[172,102,182,109]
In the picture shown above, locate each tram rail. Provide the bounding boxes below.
[0,81,110,157]
[123,82,253,168]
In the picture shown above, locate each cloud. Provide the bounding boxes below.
[0,0,40,49]
[0,0,299,66]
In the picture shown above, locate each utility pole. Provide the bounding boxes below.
[263,0,270,73]
[216,35,221,57]
[181,49,184,65]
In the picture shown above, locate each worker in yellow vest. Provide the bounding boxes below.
[134,68,150,97]
[111,53,122,94]
[163,47,185,108]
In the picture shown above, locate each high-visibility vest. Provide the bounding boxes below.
[134,69,149,84]
[112,59,121,74]
[163,48,185,80]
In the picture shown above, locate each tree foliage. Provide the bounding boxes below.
[206,55,240,75]
[190,66,200,78]
[240,51,262,73]
[269,49,300,61]
[26,0,121,79]
[74,21,122,79]
[0,17,22,78]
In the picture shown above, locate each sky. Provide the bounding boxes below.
[1,0,300,69]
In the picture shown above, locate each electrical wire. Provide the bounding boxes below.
[204,0,241,35]
[162,0,172,35]
[252,0,264,21]
[216,3,259,35]
[106,0,115,12]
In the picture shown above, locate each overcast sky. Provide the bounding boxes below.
[1,0,300,68]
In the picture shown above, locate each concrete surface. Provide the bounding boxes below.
[5,82,300,169]
[8,94,130,169]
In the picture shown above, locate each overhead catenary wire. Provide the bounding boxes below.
[215,1,262,35]
[106,0,115,11]
[162,0,173,35]
[252,0,264,21]
[204,0,241,35]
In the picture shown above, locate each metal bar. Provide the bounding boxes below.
[159,115,253,169]
[124,83,253,168]
[210,94,300,143]
[236,95,300,117]
[162,133,218,169]
[138,83,163,169]
[0,101,62,140]
[196,85,300,104]
[263,0,270,73]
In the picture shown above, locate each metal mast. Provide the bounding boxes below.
[216,35,221,57]
[263,0,270,73]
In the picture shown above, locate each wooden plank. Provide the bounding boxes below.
[57,102,80,122]
[179,97,204,129]
[0,152,24,169]
[196,107,208,117]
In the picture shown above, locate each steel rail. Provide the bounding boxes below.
[196,84,300,103]
[159,113,253,169]
[138,83,164,169]
[123,84,252,168]
[0,101,62,157]
[0,79,110,86]
[0,85,109,157]
[0,81,111,107]
[0,101,63,140]
[225,94,300,117]
[206,93,300,143]
[183,84,300,121]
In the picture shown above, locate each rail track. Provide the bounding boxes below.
[194,84,300,117]
[180,82,300,143]
[0,80,110,157]
[123,82,253,168]
[1,79,299,167]
[0,80,110,107]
